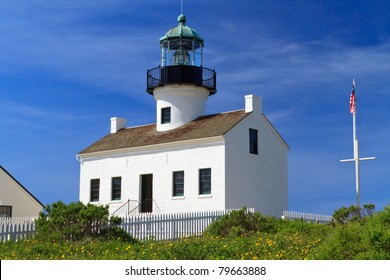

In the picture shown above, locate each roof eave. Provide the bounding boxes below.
[261,114,291,151]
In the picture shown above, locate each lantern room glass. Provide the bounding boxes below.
[161,39,203,67]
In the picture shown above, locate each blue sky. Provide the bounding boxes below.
[1,0,389,215]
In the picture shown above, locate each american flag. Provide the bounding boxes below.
[350,80,356,115]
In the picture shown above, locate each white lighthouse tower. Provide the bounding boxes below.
[146,14,217,131]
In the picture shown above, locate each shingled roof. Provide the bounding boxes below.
[79,110,250,155]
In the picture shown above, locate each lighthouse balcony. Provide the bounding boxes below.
[147,65,216,95]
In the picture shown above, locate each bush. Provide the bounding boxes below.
[317,204,390,259]
[331,204,375,225]
[35,201,135,242]
[277,219,331,240]
[204,208,279,237]
[316,221,365,259]
[360,205,390,259]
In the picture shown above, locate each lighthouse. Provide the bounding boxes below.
[78,9,289,217]
[146,14,217,131]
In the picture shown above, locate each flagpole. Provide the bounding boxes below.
[352,79,361,208]
[341,79,375,208]
[353,113,361,208]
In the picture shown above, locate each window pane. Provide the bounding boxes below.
[173,171,184,196]
[161,107,171,124]
[249,128,258,154]
[0,206,12,218]
[112,177,122,200]
[90,179,100,202]
[199,168,211,195]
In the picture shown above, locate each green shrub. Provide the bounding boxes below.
[277,219,331,240]
[316,221,365,259]
[359,205,390,259]
[331,204,375,225]
[317,204,390,260]
[35,201,135,242]
[204,208,279,237]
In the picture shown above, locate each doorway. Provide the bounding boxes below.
[140,174,153,213]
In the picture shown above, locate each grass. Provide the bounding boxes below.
[0,231,324,260]
[2,205,389,260]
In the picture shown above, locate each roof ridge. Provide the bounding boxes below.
[79,109,249,155]
[206,108,244,114]
[122,122,155,130]
[121,109,246,130]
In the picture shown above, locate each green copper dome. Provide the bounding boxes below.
[160,14,204,45]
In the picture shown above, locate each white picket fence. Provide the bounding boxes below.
[1,209,332,242]
[282,210,332,223]
[0,209,253,242]
[0,217,37,242]
[119,209,251,241]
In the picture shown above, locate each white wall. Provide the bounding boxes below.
[0,169,43,217]
[79,139,226,214]
[224,112,288,217]
[153,85,209,131]
[79,94,289,216]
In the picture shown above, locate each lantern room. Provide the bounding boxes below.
[146,14,216,95]
[160,14,203,67]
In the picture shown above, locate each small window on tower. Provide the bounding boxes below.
[161,107,171,124]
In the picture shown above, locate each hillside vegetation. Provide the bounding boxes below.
[0,203,389,260]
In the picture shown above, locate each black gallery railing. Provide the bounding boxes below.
[147,65,216,94]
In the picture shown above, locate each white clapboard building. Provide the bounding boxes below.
[77,13,289,217]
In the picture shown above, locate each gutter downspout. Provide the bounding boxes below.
[75,154,83,164]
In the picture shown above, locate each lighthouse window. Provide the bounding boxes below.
[111,177,122,201]
[90,179,100,202]
[173,171,184,197]
[161,107,171,124]
[249,128,258,154]
[199,168,211,195]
